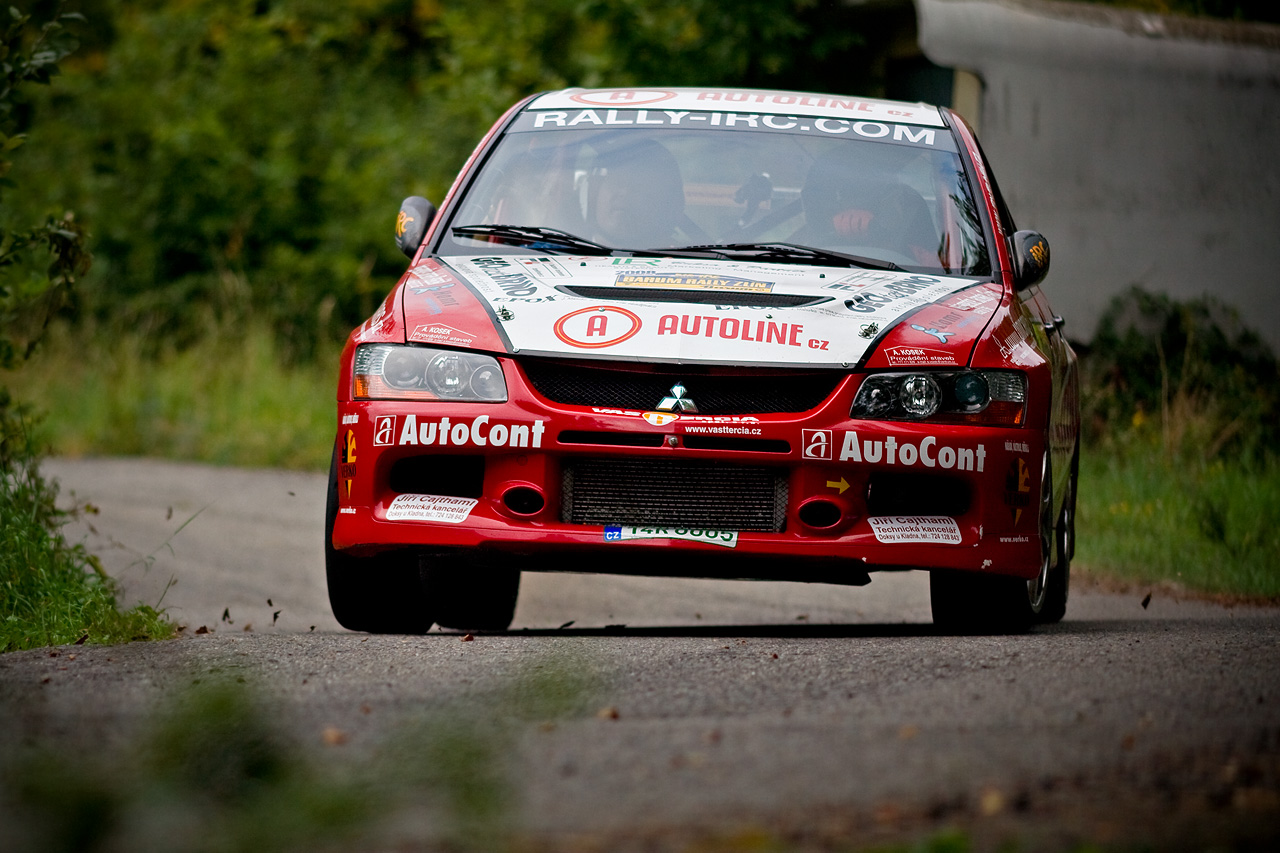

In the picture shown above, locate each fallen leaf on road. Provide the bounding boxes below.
[558,620,575,629]
[1141,593,1152,609]
[194,626,209,635]
[243,624,253,632]
[221,608,232,624]
[322,727,348,746]
[272,610,281,626]
[898,724,919,741]
[461,633,475,642]
[597,706,620,720]
[980,787,1005,816]
[74,634,88,646]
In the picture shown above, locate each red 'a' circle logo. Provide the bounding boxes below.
[553,306,643,349]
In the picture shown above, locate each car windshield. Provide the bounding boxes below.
[440,108,990,277]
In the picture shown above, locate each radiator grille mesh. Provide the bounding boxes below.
[561,457,787,531]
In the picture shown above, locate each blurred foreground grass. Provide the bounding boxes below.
[1,649,598,853]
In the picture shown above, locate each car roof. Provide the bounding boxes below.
[525,87,946,128]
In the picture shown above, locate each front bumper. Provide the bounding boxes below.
[332,366,1046,582]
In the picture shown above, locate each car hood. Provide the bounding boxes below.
[400,254,1000,368]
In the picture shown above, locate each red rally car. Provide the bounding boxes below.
[326,87,1080,634]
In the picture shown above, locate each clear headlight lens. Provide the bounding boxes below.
[851,370,1026,425]
[354,344,508,402]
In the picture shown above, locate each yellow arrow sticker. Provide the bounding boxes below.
[826,477,850,495]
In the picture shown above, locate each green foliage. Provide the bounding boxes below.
[1,429,174,650]
[6,0,873,359]
[1081,286,1280,462]
[1074,287,1280,598]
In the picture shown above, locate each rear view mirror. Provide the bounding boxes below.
[1011,229,1050,291]
[395,196,436,258]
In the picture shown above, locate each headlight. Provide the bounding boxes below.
[851,370,1026,425]
[354,344,508,402]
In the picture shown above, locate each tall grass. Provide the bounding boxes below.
[1,428,173,650]
[11,321,337,471]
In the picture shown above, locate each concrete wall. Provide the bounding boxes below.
[917,0,1280,350]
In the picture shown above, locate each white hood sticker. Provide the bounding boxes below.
[442,256,981,367]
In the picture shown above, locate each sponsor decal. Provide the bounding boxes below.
[802,429,833,460]
[342,413,359,425]
[868,516,962,544]
[883,346,958,366]
[910,324,954,344]
[604,525,739,548]
[826,477,850,494]
[373,415,397,447]
[999,535,1031,544]
[1004,458,1032,526]
[1004,440,1030,453]
[839,431,986,472]
[410,323,477,348]
[947,289,999,314]
[468,256,541,297]
[614,272,773,294]
[643,411,679,427]
[339,507,357,515]
[395,210,414,238]
[516,256,571,278]
[591,407,760,425]
[386,494,478,524]
[524,110,942,147]
[682,424,762,436]
[570,89,677,106]
[828,275,948,312]
[859,323,880,339]
[340,430,358,499]
[373,415,546,449]
[554,306,643,349]
[532,89,943,126]
[655,314,828,350]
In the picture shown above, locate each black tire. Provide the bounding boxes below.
[930,452,1056,633]
[1036,443,1078,624]
[324,449,432,634]
[422,561,521,632]
[929,569,1037,633]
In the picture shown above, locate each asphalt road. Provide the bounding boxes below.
[3,457,1278,851]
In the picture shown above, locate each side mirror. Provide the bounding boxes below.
[1010,229,1050,290]
[395,196,436,258]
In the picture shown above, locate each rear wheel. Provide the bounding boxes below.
[422,560,521,632]
[324,450,432,634]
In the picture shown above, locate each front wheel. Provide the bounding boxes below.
[930,452,1057,633]
[324,450,432,634]
[422,560,521,632]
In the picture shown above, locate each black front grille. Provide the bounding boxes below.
[522,360,842,414]
[561,457,788,531]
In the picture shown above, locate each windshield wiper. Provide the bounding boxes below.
[452,224,615,255]
[667,242,904,271]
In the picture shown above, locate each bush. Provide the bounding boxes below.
[1080,286,1280,463]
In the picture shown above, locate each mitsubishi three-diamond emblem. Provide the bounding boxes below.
[656,383,698,413]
